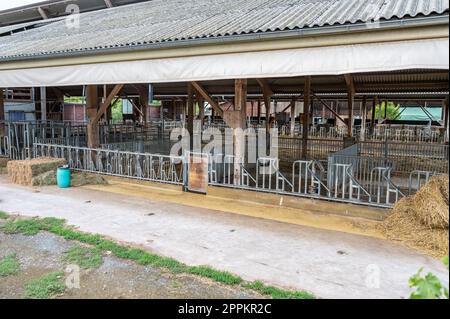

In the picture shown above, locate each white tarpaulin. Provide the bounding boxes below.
[0,38,448,87]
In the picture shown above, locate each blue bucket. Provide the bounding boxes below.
[56,166,71,188]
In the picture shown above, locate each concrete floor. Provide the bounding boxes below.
[0,177,448,299]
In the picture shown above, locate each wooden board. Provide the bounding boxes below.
[188,155,208,194]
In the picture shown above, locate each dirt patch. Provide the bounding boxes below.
[0,231,264,299]
[7,157,66,186]
[380,175,449,258]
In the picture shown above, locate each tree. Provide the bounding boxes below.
[369,101,401,120]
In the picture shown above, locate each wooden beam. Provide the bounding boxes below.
[128,98,143,117]
[92,84,123,125]
[256,79,274,132]
[312,93,347,126]
[137,85,149,123]
[360,96,367,141]
[40,87,47,121]
[290,98,296,136]
[86,85,99,148]
[37,7,49,20]
[444,97,449,143]
[371,96,378,130]
[104,0,113,8]
[256,79,274,97]
[302,76,311,160]
[187,83,195,151]
[257,99,261,123]
[191,81,224,117]
[233,79,247,185]
[344,74,355,137]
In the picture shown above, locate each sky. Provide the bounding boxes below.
[0,0,47,11]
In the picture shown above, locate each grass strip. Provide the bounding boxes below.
[25,272,66,299]
[1,216,315,299]
[63,245,103,269]
[0,253,20,277]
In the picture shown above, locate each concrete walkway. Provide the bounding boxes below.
[0,179,448,299]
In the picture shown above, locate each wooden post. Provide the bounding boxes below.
[290,98,296,136]
[0,88,5,136]
[234,79,247,185]
[172,99,177,120]
[344,75,355,137]
[138,86,149,123]
[86,85,100,148]
[372,96,379,130]
[360,96,367,141]
[257,99,261,124]
[198,96,205,130]
[444,97,449,143]
[40,87,47,122]
[302,76,311,160]
[187,83,194,151]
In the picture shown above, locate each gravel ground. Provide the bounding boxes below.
[0,231,264,299]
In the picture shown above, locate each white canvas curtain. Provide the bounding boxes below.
[0,38,448,87]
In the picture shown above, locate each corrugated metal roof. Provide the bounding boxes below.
[0,0,448,60]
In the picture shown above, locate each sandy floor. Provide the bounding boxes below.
[0,231,263,299]
[0,177,448,299]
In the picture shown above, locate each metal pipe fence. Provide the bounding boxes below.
[358,141,449,175]
[33,143,184,185]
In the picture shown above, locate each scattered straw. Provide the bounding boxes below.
[380,175,449,258]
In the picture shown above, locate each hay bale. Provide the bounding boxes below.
[411,175,449,229]
[31,170,57,186]
[71,172,108,187]
[380,175,449,258]
[7,157,66,186]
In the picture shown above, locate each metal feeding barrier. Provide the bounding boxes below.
[0,135,9,157]
[31,140,441,208]
[33,143,184,185]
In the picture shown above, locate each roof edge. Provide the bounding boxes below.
[0,17,448,70]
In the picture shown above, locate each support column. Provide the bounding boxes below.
[86,85,100,148]
[187,83,195,151]
[302,76,311,160]
[172,99,177,120]
[444,97,449,143]
[40,87,47,122]
[138,86,149,124]
[198,96,205,130]
[0,88,5,136]
[344,75,355,137]
[360,96,367,141]
[290,98,296,136]
[233,79,247,185]
[371,96,379,131]
[257,99,261,124]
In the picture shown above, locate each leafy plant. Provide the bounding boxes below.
[409,256,449,299]
[0,211,8,220]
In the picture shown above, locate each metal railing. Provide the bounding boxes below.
[33,143,184,185]
[358,141,449,175]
